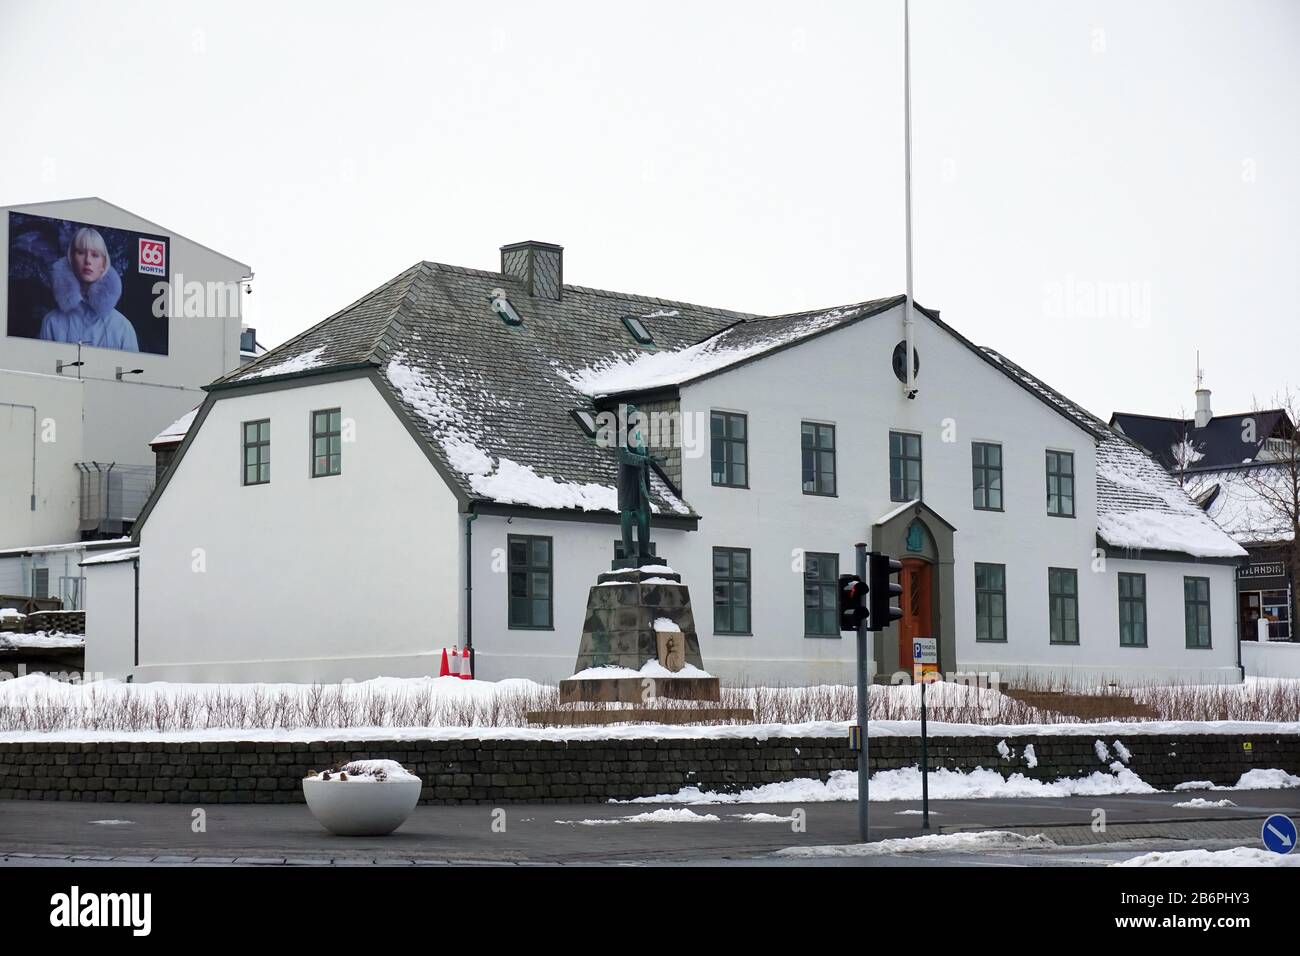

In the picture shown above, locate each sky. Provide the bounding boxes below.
[1,0,1296,420]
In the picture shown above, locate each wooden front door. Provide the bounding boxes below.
[898,559,933,672]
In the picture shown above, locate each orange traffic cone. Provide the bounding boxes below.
[449,644,460,677]
[438,647,450,677]
[460,645,472,680]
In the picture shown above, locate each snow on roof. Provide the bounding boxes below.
[563,299,901,398]
[979,348,1244,558]
[80,546,141,567]
[0,538,130,559]
[1185,465,1295,546]
[150,406,199,447]
[386,352,689,515]
[1095,436,1248,558]
[241,345,328,380]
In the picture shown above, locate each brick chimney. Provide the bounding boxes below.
[500,241,563,300]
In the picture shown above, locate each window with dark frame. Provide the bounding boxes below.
[31,567,49,600]
[508,535,553,629]
[974,563,1006,642]
[1048,567,1079,644]
[1119,572,1147,647]
[713,547,751,634]
[801,422,836,496]
[311,408,342,478]
[711,412,748,487]
[1046,450,1075,517]
[803,552,839,637]
[889,431,922,502]
[1184,576,1212,648]
[242,419,270,486]
[972,441,1003,511]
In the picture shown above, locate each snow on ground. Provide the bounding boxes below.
[774,831,1056,858]
[620,764,1157,806]
[1171,798,1236,808]
[564,808,721,825]
[1115,848,1299,868]
[731,812,798,822]
[2,673,1298,742]
[1174,769,1300,791]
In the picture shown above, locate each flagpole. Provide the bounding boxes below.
[903,0,917,399]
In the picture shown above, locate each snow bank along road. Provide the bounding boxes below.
[1,787,1297,867]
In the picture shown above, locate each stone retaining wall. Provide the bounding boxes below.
[1,732,1297,804]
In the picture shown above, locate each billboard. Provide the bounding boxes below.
[7,211,170,355]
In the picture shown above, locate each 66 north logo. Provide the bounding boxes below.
[137,237,167,276]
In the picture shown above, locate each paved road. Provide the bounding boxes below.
[1,788,1297,866]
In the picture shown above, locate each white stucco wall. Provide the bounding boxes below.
[135,373,461,682]
[598,302,1236,686]
[466,513,694,683]
[83,559,137,680]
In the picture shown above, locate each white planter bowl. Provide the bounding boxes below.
[302,775,423,836]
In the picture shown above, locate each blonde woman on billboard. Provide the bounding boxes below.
[39,226,140,351]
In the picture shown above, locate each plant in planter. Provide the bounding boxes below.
[302,759,423,836]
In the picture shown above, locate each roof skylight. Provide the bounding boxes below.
[490,288,523,326]
[621,315,654,346]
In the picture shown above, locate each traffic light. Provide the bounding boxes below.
[867,552,903,632]
[837,574,869,632]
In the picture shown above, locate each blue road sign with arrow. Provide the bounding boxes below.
[1261,814,1296,854]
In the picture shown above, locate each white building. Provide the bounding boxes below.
[0,197,251,602]
[119,241,1246,686]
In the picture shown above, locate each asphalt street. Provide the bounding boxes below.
[1,787,1297,866]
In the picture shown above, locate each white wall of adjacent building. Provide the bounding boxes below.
[134,374,461,683]
[0,197,249,551]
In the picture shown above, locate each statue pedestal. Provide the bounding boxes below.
[558,566,720,704]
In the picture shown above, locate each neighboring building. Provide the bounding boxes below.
[0,538,131,611]
[118,241,1246,687]
[0,197,251,558]
[1112,391,1298,645]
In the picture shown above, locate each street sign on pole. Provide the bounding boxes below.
[912,636,938,684]
[1261,814,1296,854]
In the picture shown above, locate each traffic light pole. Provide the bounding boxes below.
[855,541,869,843]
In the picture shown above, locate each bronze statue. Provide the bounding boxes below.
[616,403,654,568]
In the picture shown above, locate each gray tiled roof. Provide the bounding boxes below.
[216,261,751,516]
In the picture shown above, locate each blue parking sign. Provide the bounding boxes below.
[1261,814,1296,855]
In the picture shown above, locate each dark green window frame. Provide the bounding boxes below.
[1046,449,1075,517]
[1184,576,1212,648]
[711,412,748,488]
[508,535,553,630]
[972,441,1003,511]
[1118,572,1147,647]
[242,419,270,486]
[311,408,342,478]
[974,563,1006,643]
[801,422,836,496]
[890,431,922,502]
[713,547,751,635]
[803,552,839,638]
[1048,567,1079,645]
